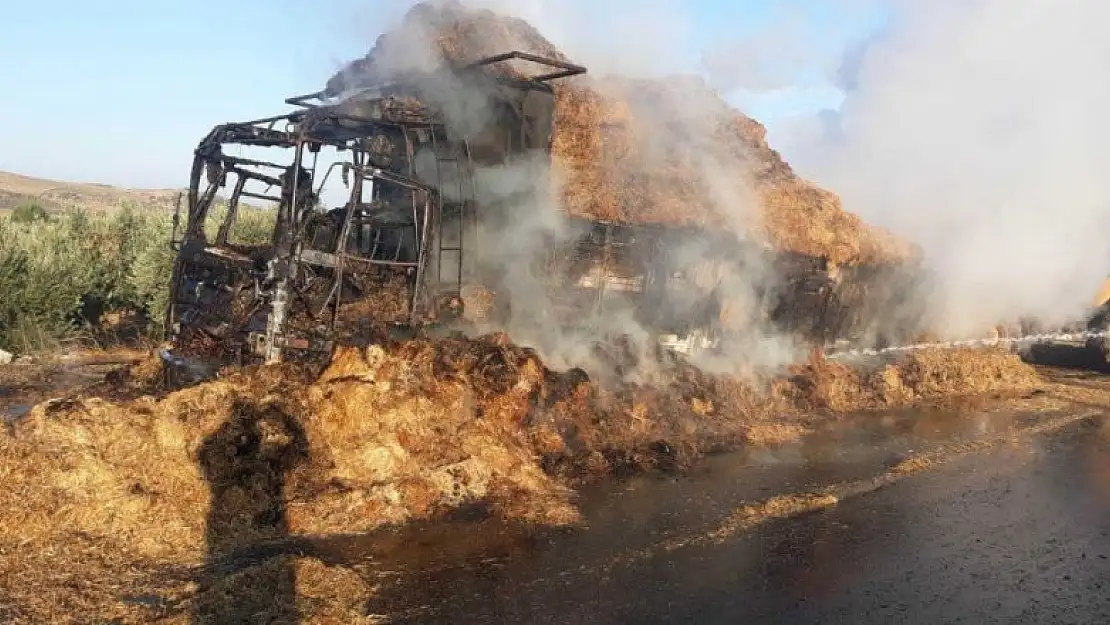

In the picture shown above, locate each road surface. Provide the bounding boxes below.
[366,412,1110,624]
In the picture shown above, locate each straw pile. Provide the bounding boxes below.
[4,342,1041,544]
[0,335,1042,621]
[325,0,917,267]
[3,341,1039,559]
[778,347,1042,413]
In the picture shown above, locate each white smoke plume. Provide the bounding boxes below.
[329,0,871,380]
[781,0,1110,338]
[428,0,698,78]
[701,4,817,94]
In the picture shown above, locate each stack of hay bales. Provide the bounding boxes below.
[325,0,926,346]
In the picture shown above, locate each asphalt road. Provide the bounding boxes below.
[373,413,1110,624]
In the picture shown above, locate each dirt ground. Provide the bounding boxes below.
[0,349,147,415]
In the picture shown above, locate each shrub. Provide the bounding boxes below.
[10,201,50,224]
[0,202,276,353]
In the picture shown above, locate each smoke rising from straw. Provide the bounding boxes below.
[334,0,920,378]
[779,0,1110,338]
[449,0,1110,340]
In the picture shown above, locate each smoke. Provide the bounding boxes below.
[323,0,1110,372]
[611,78,805,372]
[782,0,1110,338]
[701,4,816,94]
[326,0,861,380]
[464,78,806,380]
[416,0,699,78]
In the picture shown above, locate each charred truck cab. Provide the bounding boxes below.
[167,52,587,364]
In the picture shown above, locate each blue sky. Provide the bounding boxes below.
[0,0,885,188]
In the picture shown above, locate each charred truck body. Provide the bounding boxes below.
[167,51,920,365]
[168,52,576,363]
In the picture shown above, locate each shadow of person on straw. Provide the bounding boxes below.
[192,400,309,625]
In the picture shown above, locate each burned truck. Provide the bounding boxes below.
[166,51,578,363]
[165,50,920,366]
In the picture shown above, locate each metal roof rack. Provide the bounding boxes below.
[284,50,588,109]
[285,91,325,108]
[460,50,587,82]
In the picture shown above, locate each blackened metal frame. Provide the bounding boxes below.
[170,104,457,362]
[285,50,587,108]
[170,49,586,363]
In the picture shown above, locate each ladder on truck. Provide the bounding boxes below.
[407,126,478,313]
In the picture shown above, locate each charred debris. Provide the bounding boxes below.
[165,49,924,372]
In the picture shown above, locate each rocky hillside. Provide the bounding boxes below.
[0,170,180,214]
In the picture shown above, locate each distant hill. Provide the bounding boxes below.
[0,170,183,214]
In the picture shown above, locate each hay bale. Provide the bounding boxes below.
[325,1,917,267]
